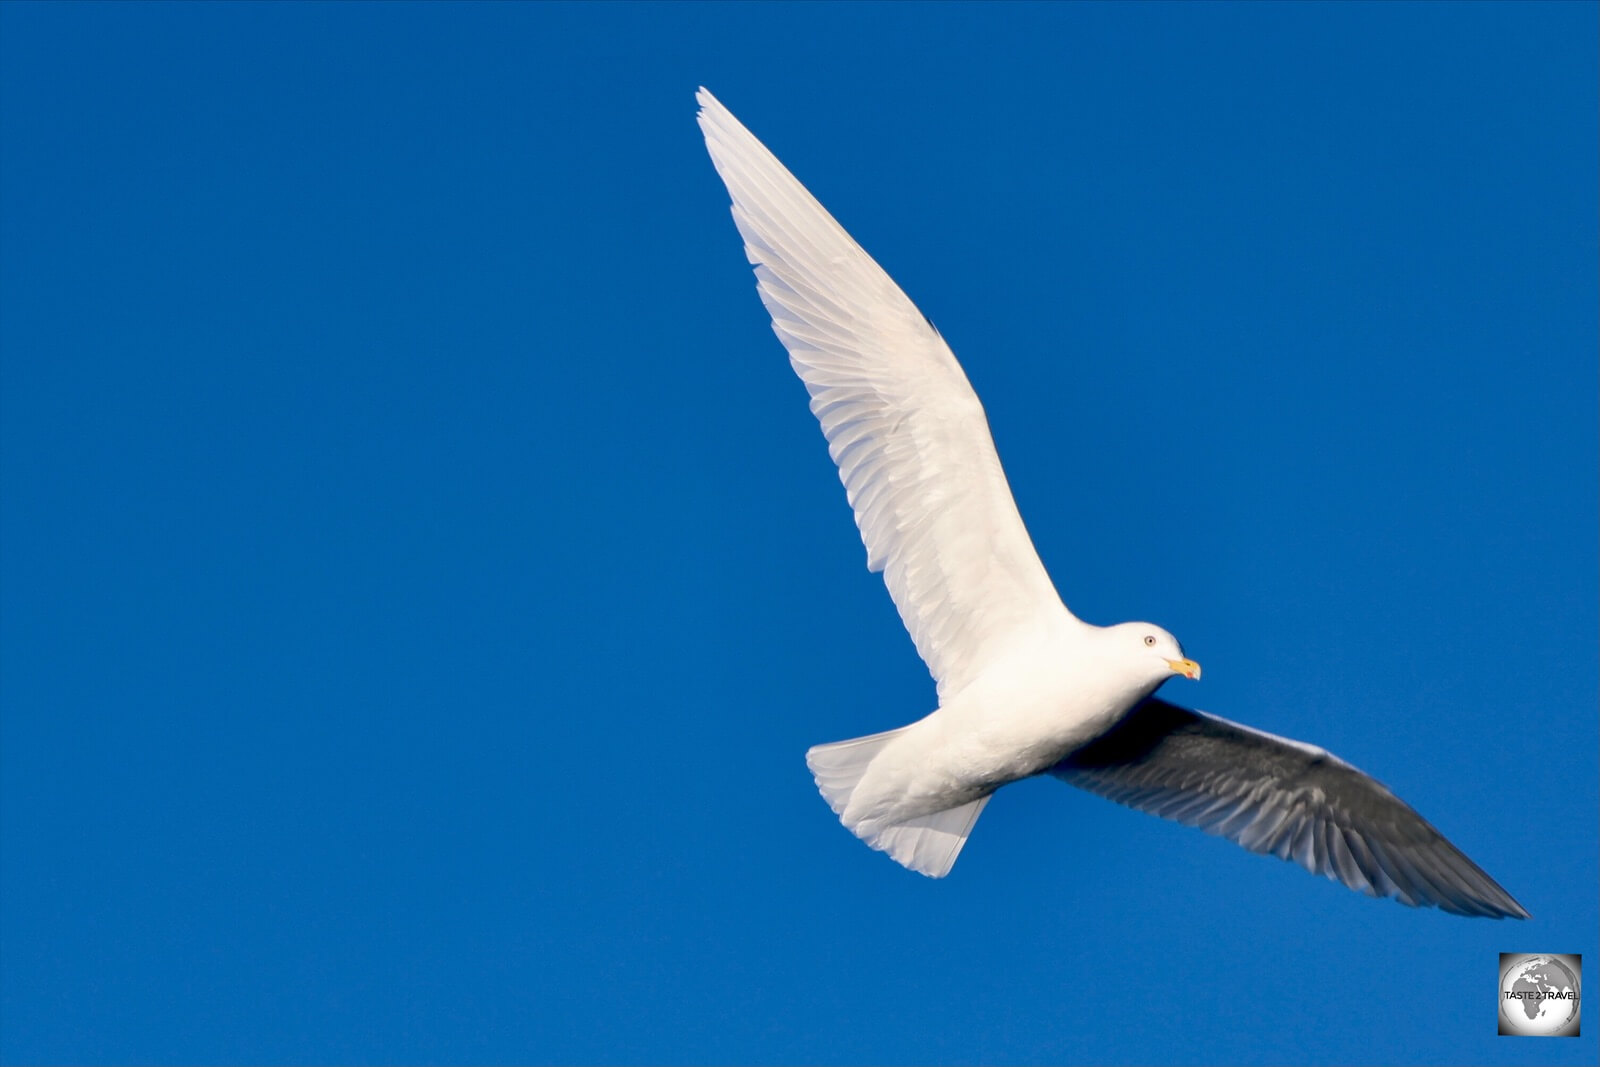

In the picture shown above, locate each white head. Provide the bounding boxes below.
[1102,621,1201,689]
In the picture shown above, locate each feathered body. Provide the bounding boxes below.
[697,87,1528,918]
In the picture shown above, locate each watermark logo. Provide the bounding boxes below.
[1498,953,1580,1037]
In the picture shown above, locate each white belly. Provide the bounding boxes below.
[844,638,1159,826]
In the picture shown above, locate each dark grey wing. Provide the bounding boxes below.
[1049,697,1529,919]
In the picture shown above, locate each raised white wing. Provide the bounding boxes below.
[697,88,1075,699]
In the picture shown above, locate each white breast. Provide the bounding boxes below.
[854,626,1157,823]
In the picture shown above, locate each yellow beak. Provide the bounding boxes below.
[1167,658,1202,681]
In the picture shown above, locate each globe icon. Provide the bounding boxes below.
[1499,954,1581,1037]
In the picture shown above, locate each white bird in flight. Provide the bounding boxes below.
[696,88,1527,919]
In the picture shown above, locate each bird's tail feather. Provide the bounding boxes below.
[806,727,906,817]
[806,729,989,879]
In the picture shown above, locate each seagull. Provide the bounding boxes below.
[695,88,1528,919]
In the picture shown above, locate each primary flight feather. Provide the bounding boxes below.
[696,87,1527,918]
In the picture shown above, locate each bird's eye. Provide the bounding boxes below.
[1143,635,1156,647]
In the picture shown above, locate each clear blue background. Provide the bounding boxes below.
[2,3,1595,1064]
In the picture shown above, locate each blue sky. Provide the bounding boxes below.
[2,3,1595,1064]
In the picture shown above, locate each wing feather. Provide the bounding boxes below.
[697,88,1072,696]
[1050,697,1529,919]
